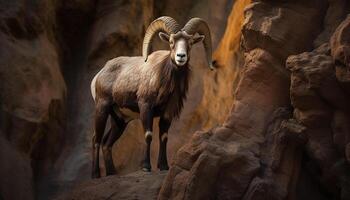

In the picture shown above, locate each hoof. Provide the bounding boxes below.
[158,162,169,171]
[159,165,169,171]
[142,167,151,172]
[142,163,151,172]
[91,172,101,179]
[106,169,116,176]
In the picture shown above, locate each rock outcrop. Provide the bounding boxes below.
[286,15,350,198]
[158,1,350,200]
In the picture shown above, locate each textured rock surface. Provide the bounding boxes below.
[0,1,66,199]
[56,171,166,200]
[287,40,350,199]
[242,0,327,59]
[331,14,350,67]
[159,0,350,200]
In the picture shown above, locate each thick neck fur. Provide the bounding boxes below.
[156,56,191,120]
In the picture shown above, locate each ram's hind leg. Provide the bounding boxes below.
[92,99,111,179]
[102,111,126,176]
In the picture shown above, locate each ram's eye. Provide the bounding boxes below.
[170,41,174,48]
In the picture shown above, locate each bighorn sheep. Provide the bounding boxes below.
[90,16,213,178]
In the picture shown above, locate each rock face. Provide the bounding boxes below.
[0,1,66,199]
[287,26,350,199]
[159,1,350,200]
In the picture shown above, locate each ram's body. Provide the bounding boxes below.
[91,50,190,122]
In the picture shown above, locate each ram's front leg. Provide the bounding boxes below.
[158,117,171,170]
[139,101,154,172]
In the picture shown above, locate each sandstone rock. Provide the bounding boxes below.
[242,0,327,60]
[287,45,346,172]
[331,14,350,68]
[243,109,306,200]
[159,46,291,199]
[159,127,261,200]
[314,0,349,47]
[286,16,350,197]
[56,171,166,200]
[331,14,350,95]
[158,1,347,199]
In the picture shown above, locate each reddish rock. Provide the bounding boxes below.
[286,15,350,197]
[331,14,350,68]
[242,0,327,60]
[314,0,349,46]
[332,14,350,95]
[55,171,166,200]
[158,1,350,199]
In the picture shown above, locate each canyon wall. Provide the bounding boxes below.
[159,0,350,199]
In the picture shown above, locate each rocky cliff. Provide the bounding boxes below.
[159,0,350,199]
[0,0,350,200]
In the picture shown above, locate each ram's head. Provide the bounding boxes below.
[143,16,214,69]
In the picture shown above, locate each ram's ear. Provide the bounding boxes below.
[159,32,170,43]
[193,35,205,44]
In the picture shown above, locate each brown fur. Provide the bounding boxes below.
[92,50,190,120]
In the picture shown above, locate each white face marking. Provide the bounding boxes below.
[175,39,188,66]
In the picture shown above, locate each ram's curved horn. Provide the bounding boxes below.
[182,18,214,70]
[143,16,180,61]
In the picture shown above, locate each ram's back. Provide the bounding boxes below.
[91,50,170,103]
